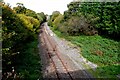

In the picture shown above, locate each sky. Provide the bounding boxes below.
[4,0,73,15]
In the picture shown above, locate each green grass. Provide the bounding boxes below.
[16,39,42,79]
[52,28,120,78]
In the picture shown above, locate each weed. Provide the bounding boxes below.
[52,29,120,78]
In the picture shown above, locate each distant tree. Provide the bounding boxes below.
[48,11,60,27]
[13,3,26,14]
[25,9,37,19]
[37,12,46,23]
[61,1,120,38]
[16,3,24,7]
[53,14,63,30]
[51,11,60,22]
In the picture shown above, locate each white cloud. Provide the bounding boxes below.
[4,0,73,15]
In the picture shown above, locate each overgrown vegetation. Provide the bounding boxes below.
[2,1,46,79]
[48,1,120,40]
[52,28,120,78]
[48,1,120,78]
[16,40,42,79]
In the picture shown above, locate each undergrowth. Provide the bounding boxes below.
[16,39,42,79]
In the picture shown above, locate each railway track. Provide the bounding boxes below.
[39,24,95,80]
[41,26,73,80]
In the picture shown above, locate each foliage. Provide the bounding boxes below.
[53,29,120,78]
[16,40,42,79]
[50,15,98,35]
[49,1,120,78]
[37,12,46,24]
[48,11,60,27]
[13,3,26,14]
[64,16,97,35]
[2,4,30,70]
[49,1,120,39]
[66,1,120,39]
[2,2,42,79]
[25,9,38,19]
[68,35,119,66]
[51,11,60,22]
[13,3,46,21]
[53,14,63,30]
[17,14,40,33]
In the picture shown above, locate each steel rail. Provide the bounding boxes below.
[43,26,73,80]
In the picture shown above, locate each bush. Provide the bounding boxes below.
[61,1,120,39]
[37,12,46,23]
[53,14,64,30]
[17,14,40,33]
[59,16,98,36]
[48,11,60,27]
[2,3,41,78]
[51,11,60,22]
[2,3,29,73]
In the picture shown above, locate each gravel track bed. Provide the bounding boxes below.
[39,22,98,79]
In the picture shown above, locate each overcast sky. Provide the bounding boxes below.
[4,0,73,15]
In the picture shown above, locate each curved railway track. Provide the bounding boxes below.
[41,25,73,80]
[39,23,95,80]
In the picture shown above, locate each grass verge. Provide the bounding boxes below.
[51,27,120,78]
[16,39,42,79]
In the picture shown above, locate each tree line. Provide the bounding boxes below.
[48,1,120,40]
[2,2,46,79]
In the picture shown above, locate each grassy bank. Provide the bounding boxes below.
[16,39,42,79]
[51,28,120,78]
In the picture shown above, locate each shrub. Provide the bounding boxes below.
[2,3,40,76]
[62,1,120,39]
[53,14,64,30]
[59,16,98,36]
[17,14,40,33]
[48,11,60,27]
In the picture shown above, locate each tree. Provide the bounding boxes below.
[2,2,40,76]
[51,11,60,22]
[13,3,26,14]
[25,9,37,19]
[37,12,46,23]
[48,11,60,26]
[53,14,63,30]
[63,1,120,38]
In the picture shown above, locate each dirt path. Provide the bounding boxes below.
[38,22,97,79]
